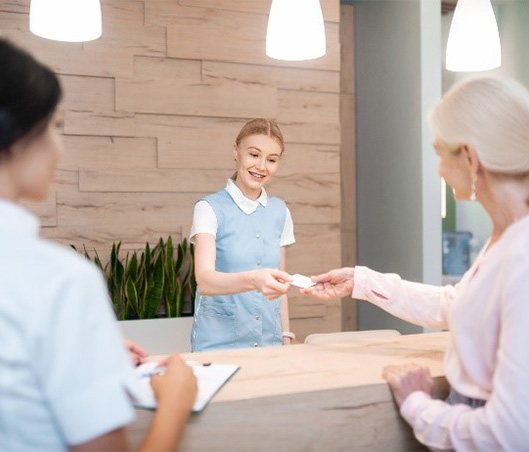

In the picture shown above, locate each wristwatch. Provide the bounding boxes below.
[282,331,296,340]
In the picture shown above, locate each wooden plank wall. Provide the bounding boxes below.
[0,0,342,340]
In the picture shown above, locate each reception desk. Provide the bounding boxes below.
[129,332,450,451]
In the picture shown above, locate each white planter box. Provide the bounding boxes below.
[118,317,194,355]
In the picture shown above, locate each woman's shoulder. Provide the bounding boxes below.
[26,237,102,283]
[267,195,288,215]
[201,189,230,205]
[267,194,287,207]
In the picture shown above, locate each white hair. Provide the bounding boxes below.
[429,75,529,174]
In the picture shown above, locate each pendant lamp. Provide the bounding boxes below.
[266,0,326,61]
[30,0,102,42]
[446,0,501,72]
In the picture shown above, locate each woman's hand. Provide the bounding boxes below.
[382,363,434,407]
[252,269,292,300]
[124,339,148,366]
[150,355,198,411]
[300,267,355,300]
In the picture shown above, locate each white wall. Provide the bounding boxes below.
[354,0,442,333]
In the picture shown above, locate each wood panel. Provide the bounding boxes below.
[116,78,277,118]
[59,136,157,171]
[271,173,340,206]
[290,305,341,340]
[42,226,184,253]
[279,144,339,176]
[278,90,340,124]
[288,297,327,320]
[163,7,340,71]
[134,114,245,139]
[1,0,344,338]
[177,0,340,23]
[64,111,136,137]
[285,224,341,275]
[79,169,227,193]
[133,56,201,80]
[202,61,339,93]
[59,75,115,112]
[281,120,340,145]
[0,12,134,77]
[0,1,29,13]
[57,191,202,229]
[340,4,357,331]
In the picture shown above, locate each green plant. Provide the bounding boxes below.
[72,237,196,320]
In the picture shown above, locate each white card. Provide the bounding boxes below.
[290,273,316,289]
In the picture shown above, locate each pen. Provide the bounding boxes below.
[140,367,166,378]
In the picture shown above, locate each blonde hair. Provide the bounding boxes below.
[235,118,285,154]
[429,76,529,174]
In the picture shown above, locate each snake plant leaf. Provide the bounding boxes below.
[172,278,184,317]
[144,242,151,271]
[127,252,138,280]
[145,254,164,318]
[72,236,196,320]
[126,278,140,319]
[175,242,184,274]
[93,250,104,272]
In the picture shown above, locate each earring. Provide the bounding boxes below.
[469,173,477,201]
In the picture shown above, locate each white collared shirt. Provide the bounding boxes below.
[190,179,295,246]
[0,199,135,450]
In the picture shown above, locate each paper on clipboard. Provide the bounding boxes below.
[129,361,239,413]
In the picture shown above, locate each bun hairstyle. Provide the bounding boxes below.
[0,39,62,155]
[235,118,285,154]
[429,75,529,174]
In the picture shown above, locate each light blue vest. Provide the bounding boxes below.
[191,189,287,352]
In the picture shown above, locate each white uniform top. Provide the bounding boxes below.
[190,179,295,246]
[0,200,135,451]
[352,213,529,451]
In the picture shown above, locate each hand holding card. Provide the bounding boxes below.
[290,273,316,289]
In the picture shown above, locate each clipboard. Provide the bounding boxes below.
[129,361,240,413]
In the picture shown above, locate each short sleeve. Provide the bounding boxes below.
[190,200,218,244]
[280,207,295,247]
[29,264,135,446]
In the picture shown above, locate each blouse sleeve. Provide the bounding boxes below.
[352,266,457,329]
[399,257,529,450]
[280,206,295,247]
[189,200,218,244]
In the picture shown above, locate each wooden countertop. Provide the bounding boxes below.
[134,332,450,451]
[177,331,449,403]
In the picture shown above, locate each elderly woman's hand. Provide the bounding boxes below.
[382,363,434,407]
[300,267,355,300]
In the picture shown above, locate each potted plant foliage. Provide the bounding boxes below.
[73,236,196,353]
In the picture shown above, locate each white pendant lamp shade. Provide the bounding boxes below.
[30,0,102,42]
[266,0,326,61]
[446,0,501,72]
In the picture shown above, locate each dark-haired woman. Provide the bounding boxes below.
[0,38,196,451]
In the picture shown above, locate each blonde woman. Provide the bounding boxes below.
[303,76,529,450]
[190,119,295,352]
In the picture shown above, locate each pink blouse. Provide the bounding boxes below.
[352,214,529,451]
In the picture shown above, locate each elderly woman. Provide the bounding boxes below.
[303,76,529,450]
